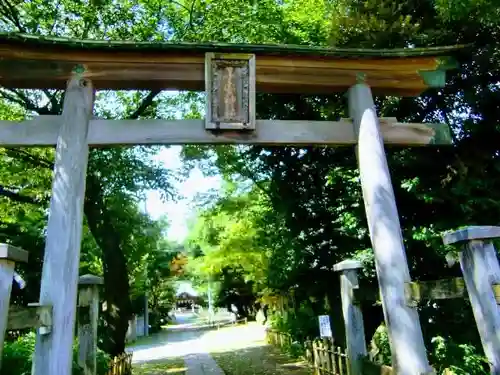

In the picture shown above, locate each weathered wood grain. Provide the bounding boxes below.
[349,82,432,375]
[7,304,52,331]
[352,278,477,305]
[446,232,500,374]
[205,53,256,130]
[334,260,367,375]
[0,36,459,95]
[492,284,500,305]
[378,117,452,145]
[0,243,29,263]
[0,116,451,146]
[404,278,467,305]
[32,73,93,375]
[443,226,500,244]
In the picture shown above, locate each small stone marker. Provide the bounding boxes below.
[334,259,367,375]
[78,274,104,375]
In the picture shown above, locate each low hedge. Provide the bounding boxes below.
[2,332,111,375]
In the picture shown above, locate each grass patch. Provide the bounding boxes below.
[133,357,187,375]
[212,345,311,375]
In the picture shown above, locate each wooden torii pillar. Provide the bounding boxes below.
[32,70,93,375]
[0,36,459,375]
[349,79,434,374]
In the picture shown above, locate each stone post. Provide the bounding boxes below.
[78,274,104,375]
[443,226,500,374]
[0,244,28,368]
[348,81,433,375]
[334,260,367,375]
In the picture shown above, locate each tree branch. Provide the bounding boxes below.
[0,89,56,115]
[5,149,54,170]
[0,0,25,32]
[127,90,161,120]
[42,90,63,114]
[0,185,44,205]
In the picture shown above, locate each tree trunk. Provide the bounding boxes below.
[84,171,131,356]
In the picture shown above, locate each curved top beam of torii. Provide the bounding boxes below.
[0,32,465,96]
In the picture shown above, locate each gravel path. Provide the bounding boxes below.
[127,312,226,374]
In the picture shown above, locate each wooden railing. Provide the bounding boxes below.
[266,328,292,348]
[306,338,350,375]
[107,353,133,375]
[206,317,248,330]
[267,330,351,375]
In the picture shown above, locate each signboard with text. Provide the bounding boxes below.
[318,315,332,338]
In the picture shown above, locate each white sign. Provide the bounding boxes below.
[318,315,332,338]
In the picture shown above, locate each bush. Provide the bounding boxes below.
[368,323,391,366]
[430,336,489,375]
[269,303,318,342]
[270,311,489,375]
[368,326,489,375]
[2,332,111,375]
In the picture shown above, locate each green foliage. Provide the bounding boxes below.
[185,187,272,313]
[368,323,392,366]
[0,1,180,353]
[368,325,490,374]
[270,303,319,343]
[430,336,489,375]
[1,333,111,375]
[0,0,498,366]
[180,0,500,369]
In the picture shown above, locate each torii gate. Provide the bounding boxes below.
[0,33,461,375]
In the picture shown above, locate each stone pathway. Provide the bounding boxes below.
[127,312,226,374]
[185,353,225,375]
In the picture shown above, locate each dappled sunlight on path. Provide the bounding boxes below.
[129,329,203,364]
[130,320,307,375]
[204,323,268,353]
[206,324,310,375]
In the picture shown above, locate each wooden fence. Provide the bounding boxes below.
[266,328,292,348]
[267,329,353,375]
[307,339,350,375]
[267,327,467,375]
[107,353,133,375]
[207,317,248,330]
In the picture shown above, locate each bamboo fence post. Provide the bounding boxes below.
[313,341,320,375]
[324,338,333,374]
[337,346,345,375]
